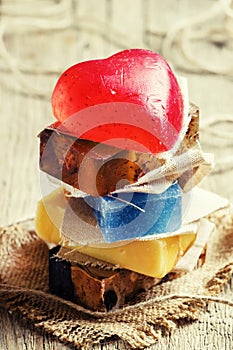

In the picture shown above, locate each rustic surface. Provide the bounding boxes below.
[0,0,232,349]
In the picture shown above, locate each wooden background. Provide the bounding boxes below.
[0,0,233,349]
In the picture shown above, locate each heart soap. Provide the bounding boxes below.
[52,49,184,154]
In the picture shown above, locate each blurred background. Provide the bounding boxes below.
[0,0,233,224]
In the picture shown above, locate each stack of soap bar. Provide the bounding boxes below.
[35,187,195,278]
[64,181,182,243]
[39,104,199,197]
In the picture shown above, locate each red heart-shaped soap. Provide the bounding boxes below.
[52,49,184,154]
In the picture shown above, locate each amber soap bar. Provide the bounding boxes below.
[39,122,143,197]
[39,104,199,197]
[49,246,161,312]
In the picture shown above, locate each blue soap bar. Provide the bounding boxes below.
[84,181,182,243]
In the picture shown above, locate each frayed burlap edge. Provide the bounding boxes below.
[0,208,233,349]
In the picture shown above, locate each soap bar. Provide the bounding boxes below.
[85,181,182,242]
[39,124,143,197]
[35,187,67,244]
[49,246,161,311]
[69,232,195,278]
[61,182,182,244]
[39,104,199,197]
[52,49,184,154]
[177,102,199,155]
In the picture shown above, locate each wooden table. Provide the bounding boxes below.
[0,0,232,349]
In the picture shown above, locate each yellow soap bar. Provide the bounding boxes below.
[35,187,67,244]
[75,234,195,278]
[35,187,196,277]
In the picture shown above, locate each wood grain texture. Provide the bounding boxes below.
[0,0,232,349]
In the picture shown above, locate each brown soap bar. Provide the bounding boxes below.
[40,124,143,196]
[49,246,161,312]
[179,102,199,152]
[49,240,206,312]
[39,104,199,196]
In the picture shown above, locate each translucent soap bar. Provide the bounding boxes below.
[85,181,182,243]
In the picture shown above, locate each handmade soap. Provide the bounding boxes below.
[39,126,142,197]
[52,49,184,154]
[35,187,67,244]
[85,181,182,242]
[35,187,196,278]
[39,104,198,197]
[49,246,162,311]
[71,233,196,278]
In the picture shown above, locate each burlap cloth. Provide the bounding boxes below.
[0,207,233,349]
